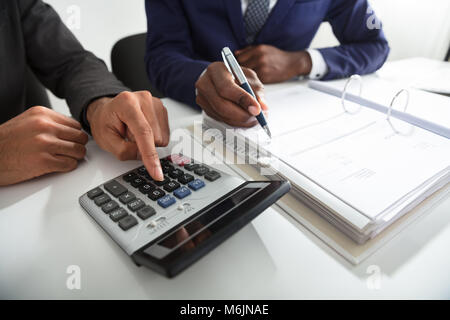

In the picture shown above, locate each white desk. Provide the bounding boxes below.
[1,79,450,299]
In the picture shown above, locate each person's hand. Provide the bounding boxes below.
[0,106,88,186]
[86,91,169,181]
[195,62,268,128]
[235,45,312,83]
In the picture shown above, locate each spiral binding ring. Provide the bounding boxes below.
[387,89,411,134]
[341,75,363,114]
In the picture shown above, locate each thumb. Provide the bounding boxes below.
[256,92,269,111]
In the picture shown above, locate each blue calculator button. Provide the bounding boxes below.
[188,179,205,191]
[173,186,192,199]
[157,195,176,208]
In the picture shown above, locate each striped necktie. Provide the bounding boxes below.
[244,0,270,44]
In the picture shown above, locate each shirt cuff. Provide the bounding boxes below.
[79,92,125,135]
[195,68,208,96]
[306,49,328,80]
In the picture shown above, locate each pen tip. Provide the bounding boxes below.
[264,126,272,139]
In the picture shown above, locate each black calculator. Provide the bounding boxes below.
[79,154,290,277]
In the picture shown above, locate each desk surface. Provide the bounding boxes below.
[1,78,450,299]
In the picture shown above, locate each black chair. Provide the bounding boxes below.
[111,33,164,98]
[445,45,450,61]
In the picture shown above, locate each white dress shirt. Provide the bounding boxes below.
[241,0,328,79]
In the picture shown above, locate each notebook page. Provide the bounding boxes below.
[233,86,383,161]
[203,85,450,221]
[289,119,450,219]
[201,116,374,231]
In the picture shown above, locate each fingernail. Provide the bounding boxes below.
[248,106,260,116]
[152,163,164,181]
[260,95,268,105]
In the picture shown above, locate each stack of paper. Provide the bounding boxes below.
[202,84,450,244]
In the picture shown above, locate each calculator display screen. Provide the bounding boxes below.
[158,187,260,250]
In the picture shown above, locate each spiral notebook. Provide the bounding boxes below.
[200,80,450,251]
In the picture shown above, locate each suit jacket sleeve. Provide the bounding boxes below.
[18,0,128,122]
[145,0,209,108]
[319,0,390,80]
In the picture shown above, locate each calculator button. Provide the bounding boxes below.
[137,206,156,220]
[110,208,128,222]
[102,200,119,214]
[173,186,192,199]
[139,183,155,194]
[184,163,199,171]
[137,166,148,176]
[194,166,210,176]
[178,173,194,184]
[87,187,103,199]
[123,172,137,182]
[162,163,173,174]
[143,172,152,180]
[127,199,145,212]
[157,195,176,208]
[153,176,170,186]
[188,179,205,191]
[204,171,221,182]
[161,158,171,165]
[104,180,127,197]
[119,191,136,204]
[131,178,145,188]
[148,188,165,201]
[94,194,111,206]
[119,215,138,231]
[169,154,191,166]
[168,168,184,179]
[163,181,181,192]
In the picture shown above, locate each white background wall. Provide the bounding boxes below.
[45,0,450,114]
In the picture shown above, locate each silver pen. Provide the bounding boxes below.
[221,47,272,138]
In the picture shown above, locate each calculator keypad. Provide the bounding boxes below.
[148,188,165,201]
[102,200,119,213]
[94,194,111,206]
[178,173,194,184]
[85,155,221,233]
[119,191,136,204]
[137,206,156,220]
[173,186,191,199]
[188,179,206,191]
[157,195,177,208]
[163,181,181,192]
[87,187,103,199]
[127,199,145,212]
[118,215,138,231]
[104,180,127,197]
[110,208,128,222]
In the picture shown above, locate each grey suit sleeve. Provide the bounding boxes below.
[17,0,128,123]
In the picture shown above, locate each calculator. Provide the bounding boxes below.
[79,154,290,277]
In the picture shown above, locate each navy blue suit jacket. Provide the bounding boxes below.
[145,0,390,107]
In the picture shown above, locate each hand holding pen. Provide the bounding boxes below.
[195,50,269,131]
